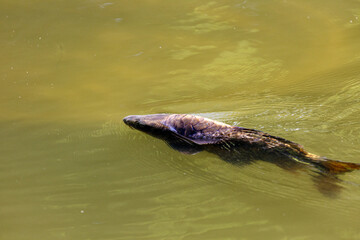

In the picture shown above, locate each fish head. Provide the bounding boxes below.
[123,114,204,154]
[124,113,229,144]
[123,114,170,133]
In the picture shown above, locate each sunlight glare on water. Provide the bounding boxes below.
[1,0,360,239]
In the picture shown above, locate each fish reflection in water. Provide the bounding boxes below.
[123,114,360,197]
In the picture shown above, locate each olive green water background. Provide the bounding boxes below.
[1,0,360,239]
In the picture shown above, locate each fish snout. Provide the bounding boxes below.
[123,115,141,126]
[123,114,170,132]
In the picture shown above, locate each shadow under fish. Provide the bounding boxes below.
[123,114,360,197]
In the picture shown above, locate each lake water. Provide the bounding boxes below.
[1,0,360,239]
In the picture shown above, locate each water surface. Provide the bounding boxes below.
[1,0,360,239]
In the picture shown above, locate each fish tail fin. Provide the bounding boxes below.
[313,158,360,174]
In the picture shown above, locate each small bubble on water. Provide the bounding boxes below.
[39,36,42,40]
[80,210,84,214]
[349,20,353,24]
[133,51,144,57]
[306,16,311,20]
[99,2,113,8]
[115,18,123,22]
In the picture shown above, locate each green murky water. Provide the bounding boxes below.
[1,0,360,239]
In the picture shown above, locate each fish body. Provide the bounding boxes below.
[123,113,360,196]
[123,114,360,174]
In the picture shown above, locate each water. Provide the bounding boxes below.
[1,0,360,239]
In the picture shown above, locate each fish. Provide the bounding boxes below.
[123,113,360,196]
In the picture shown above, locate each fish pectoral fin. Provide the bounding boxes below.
[165,131,220,154]
[165,139,203,155]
